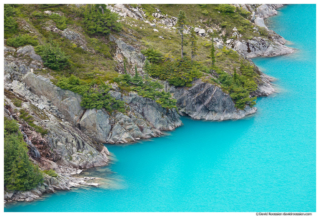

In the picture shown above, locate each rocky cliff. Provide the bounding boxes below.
[172,79,257,120]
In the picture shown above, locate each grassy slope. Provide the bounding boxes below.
[11,4,119,81]
[7,4,263,90]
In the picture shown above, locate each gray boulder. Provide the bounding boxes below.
[233,38,294,58]
[80,109,112,143]
[255,17,268,29]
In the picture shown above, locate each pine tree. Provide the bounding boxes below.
[190,27,198,60]
[210,37,215,68]
[177,10,187,59]
[143,60,151,75]
[233,67,238,83]
[4,118,43,191]
[124,61,127,74]
[134,65,138,78]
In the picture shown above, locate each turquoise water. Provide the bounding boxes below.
[5,4,316,212]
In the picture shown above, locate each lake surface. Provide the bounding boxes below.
[5,4,316,212]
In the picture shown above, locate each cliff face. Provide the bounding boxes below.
[172,79,257,121]
[4,80,109,203]
[22,72,182,144]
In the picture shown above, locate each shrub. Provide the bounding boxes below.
[141,48,163,64]
[198,4,207,8]
[258,26,269,37]
[43,169,58,177]
[4,5,18,38]
[220,21,228,28]
[201,10,209,16]
[83,4,122,36]
[217,4,236,13]
[237,7,251,18]
[12,98,22,107]
[4,118,43,191]
[31,11,43,18]
[6,34,38,48]
[35,44,70,71]
[145,57,202,87]
[50,13,67,30]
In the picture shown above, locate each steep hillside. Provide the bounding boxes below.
[4,4,294,204]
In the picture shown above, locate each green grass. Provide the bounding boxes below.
[43,169,58,177]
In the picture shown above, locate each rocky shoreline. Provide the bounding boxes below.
[4,4,293,205]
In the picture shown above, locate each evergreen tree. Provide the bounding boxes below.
[4,5,18,38]
[4,118,43,191]
[123,61,127,74]
[143,60,151,75]
[177,10,187,59]
[83,4,122,36]
[210,36,215,68]
[190,27,198,60]
[132,65,143,86]
[233,67,237,82]
[134,65,138,78]
[210,32,216,68]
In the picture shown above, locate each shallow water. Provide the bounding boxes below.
[5,4,316,212]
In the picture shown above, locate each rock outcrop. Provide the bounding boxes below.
[232,37,294,58]
[110,35,146,75]
[172,79,257,121]
[21,72,182,144]
[6,80,109,169]
[4,79,109,205]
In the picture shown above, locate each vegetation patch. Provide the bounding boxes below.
[114,66,177,109]
[212,61,258,109]
[43,169,58,177]
[35,43,70,71]
[20,109,48,135]
[56,75,125,112]
[4,118,43,191]
[50,13,67,30]
[6,34,38,48]
[83,4,122,36]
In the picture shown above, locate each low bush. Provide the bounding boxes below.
[35,43,70,71]
[217,4,236,13]
[141,48,163,64]
[83,4,122,36]
[6,34,38,48]
[145,57,203,87]
[31,11,43,18]
[12,98,22,107]
[50,13,67,30]
[43,169,58,177]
